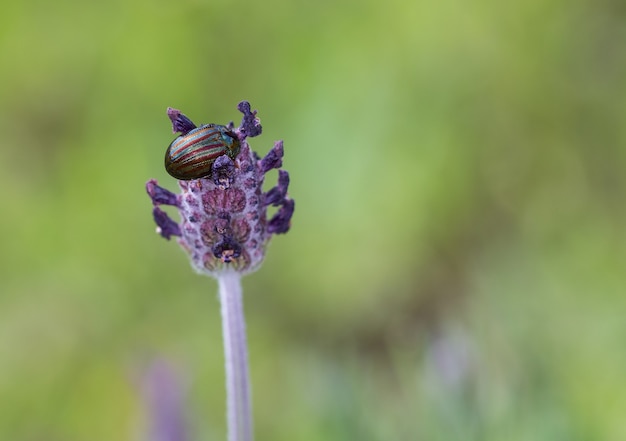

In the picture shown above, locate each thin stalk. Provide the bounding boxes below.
[218,271,253,441]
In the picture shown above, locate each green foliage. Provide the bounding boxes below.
[0,0,625,439]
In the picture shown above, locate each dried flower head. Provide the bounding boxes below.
[146,101,294,276]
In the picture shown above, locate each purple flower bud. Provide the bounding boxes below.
[212,234,242,262]
[211,155,236,189]
[147,102,294,276]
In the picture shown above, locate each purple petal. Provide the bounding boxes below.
[147,179,180,207]
[153,207,181,240]
[259,140,284,174]
[267,199,294,234]
[264,170,290,206]
[237,101,262,139]
[167,108,197,135]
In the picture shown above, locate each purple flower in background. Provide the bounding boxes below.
[139,360,189,441]
[146,101,294,276]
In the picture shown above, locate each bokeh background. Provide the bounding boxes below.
[1,0,625,439]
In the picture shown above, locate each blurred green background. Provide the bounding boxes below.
[1,0,625,439]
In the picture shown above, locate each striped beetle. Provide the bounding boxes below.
[165,124,240,180]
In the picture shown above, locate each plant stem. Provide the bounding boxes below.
[218,271,253,441]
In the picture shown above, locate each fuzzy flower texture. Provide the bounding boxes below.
[146,101,294,276]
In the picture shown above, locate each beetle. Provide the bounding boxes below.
[165,124,241,180]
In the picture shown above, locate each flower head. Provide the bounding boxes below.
[147,101,294,276]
